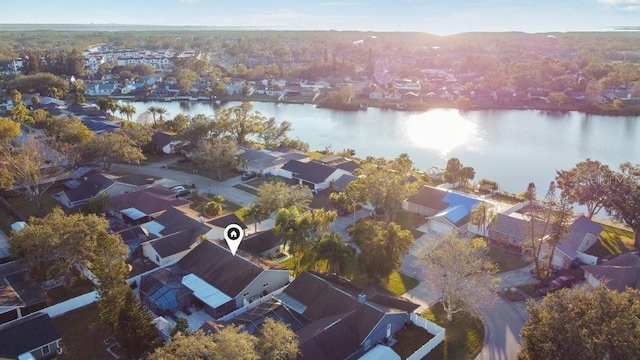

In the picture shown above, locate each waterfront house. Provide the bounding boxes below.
[85,83,118,96]
[280,159,350,192]
[151,131,181,154]
[403,186,482,234]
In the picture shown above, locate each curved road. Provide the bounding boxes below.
[475,266,533,360]
[111,161,258,207]
[116,160,532,359]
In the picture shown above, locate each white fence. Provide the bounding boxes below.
[407,313,446,360]
[43,291,99,318]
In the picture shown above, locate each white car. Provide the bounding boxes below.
[171,185,186,192]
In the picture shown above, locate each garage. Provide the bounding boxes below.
[428,217,456,234]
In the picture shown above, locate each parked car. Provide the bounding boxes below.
[171,185,186,192]
[175,189,191,198]
[536,275,577,296]
[241,171,257,181]
[549,275,577,291]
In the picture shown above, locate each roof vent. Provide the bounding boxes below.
[358,293,366,304]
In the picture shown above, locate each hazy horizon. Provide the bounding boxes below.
[1,0,639,35]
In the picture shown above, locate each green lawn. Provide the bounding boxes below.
[395,210,426,235]
[598,223,636,253]
[233,184,258,196]
[486,244,530,273]
[245,176,290,188]
[52,304,113,360]
[384,271,420,295]
[421,303,484,360]
[4,184,66,219]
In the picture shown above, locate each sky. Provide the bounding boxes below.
[1,0,639,35]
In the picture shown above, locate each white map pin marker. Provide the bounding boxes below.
[224,224,244,256]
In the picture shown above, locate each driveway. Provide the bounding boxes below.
[396,224,533,360]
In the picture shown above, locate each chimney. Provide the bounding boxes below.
[199,215,204,224]
[358,293,366,304]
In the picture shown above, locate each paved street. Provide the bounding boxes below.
[111,161,257,207]
[112,160,532,359]
[396,222,533,360]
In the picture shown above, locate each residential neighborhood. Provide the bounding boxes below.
[1,7,640,360]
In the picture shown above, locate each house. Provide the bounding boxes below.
[332,174,356,192]
[315,155,360,175]
[80,118,119,135]
[140,240,289,319]
[204,213,248,240]
[403,186,482,234]
[238,230,281,258]
[140,207,211,266]
[237,148,288,176]
[232,271,419,360]
[279,159,350,191]
[151,131,181,154]
[85,83,118,96]
[551,216,603,268]
[109,186,190,224]
[583,252,640,291]
[487,203,549,249]
[54,169,137,208]
[0,263,50,325]
[0,312,61,360]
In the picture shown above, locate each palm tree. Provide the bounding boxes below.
[245,203,265,233]
[146,106,160,125]
[315,233,355,276]
[156,107,168,122]
[470,202,496,237]
[119,104,136,121]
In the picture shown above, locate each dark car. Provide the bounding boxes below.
[175,189,191,198]
[549,275,576,291]
[536,275,577,296]
[241,171,257,181]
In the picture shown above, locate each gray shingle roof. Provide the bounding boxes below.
[281,160,337,184]
[177,240,281,298]
[556,216,602,259]
[0,312,60,359]
[238,230,280,255]
[583,253,640,291]
[63,169,115,202]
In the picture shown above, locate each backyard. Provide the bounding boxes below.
[52,304,113,360]
[392,323,435,359]
[279,254,419,295]
[421,303,484,360]
[3,184,66,219]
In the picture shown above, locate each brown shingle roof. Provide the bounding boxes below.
[406,186,447,210]
[110,186,190,215]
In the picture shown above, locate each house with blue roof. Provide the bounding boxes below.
[403,186,484,234]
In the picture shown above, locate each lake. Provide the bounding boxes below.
[127,100,640,195]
